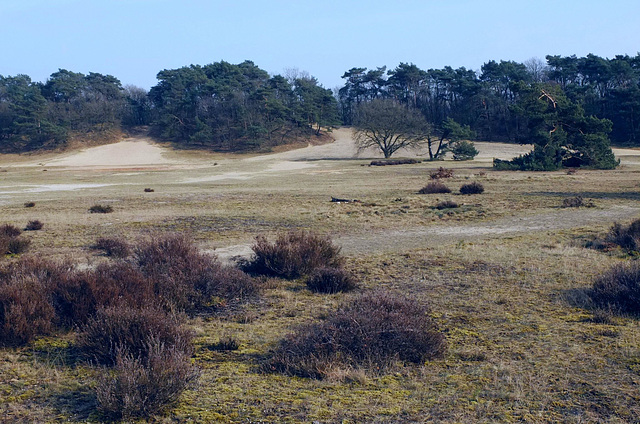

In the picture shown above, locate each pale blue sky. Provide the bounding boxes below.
[1,0,639,90]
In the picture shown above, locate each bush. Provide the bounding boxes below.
[590,262,640,314]
[96,340,199,420]
[93,237,131,258]
[245,231,343,279]
[459,182,484,195]
[0,273,55,346]
[24,220,43,231]
[144,188,155,192]
[77,305,193,366]
[266,290,446,378]
[451,140,479,161]
[7,237,31,255]
[589,219,640,252]
[0,224,22,238]
[24,202,35,208]
[89,204,113,214]
[306,267,357,294]
[435,200,459,210]
[369,159,420,166]
[561,196,595,208]
[430,167,454,179]
[418,181,451,194]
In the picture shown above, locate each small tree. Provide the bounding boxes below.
[426,118,475,160]
[353,99,430,158]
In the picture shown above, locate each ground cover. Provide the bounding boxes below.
[1,129,640,422]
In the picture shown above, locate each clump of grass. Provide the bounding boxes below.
[589,261,640,315]
[430,167,454,179]
[204,336,240,351]
[266,290,446,378]
[562,196,594,208]
[93,237,131,258]
[306,267,357,294]
[24,201,36,208]
[77,305,194,366]
[244,231,343,279]
[24,220,43,231]
[435,200,459,210]
[96,340,199,420]
[459,181,484,195]
[89,204,113,214]
[418,181,451,194]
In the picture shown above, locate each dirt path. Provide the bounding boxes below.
[214,205,640,261]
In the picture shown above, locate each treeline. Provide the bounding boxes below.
[1,54,639,153]
[0,61,338,153]
[338,54,640,145]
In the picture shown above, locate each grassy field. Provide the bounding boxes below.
[2,130,640,423]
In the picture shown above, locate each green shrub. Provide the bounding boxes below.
[451,140,479,161]
[266,290,446,378]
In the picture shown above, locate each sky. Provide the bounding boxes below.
[1,0,639,91]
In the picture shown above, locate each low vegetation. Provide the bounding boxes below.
[93,237,131,258]
[562,196,595,208]
[459,181,484,195]
[418,181,451,194]
[24,220,43,231]
[430,167,454,179]
[244,231,344,279]
[588,218,640,252]
[89,204,113,214]
[266,290,446,379]
[305,266,357,294]
[590,261,640,314]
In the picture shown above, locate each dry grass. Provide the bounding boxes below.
[2,140,640,422]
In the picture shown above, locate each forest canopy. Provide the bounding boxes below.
[1,54,639,162]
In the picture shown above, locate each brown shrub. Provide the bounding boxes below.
[96,340,199,420]
[459,181,484,195]
[0,263,56,345]
[245,231,343,279]
[562,196,594,208]
[0,224,22,238]
[144,188,155,192]
[24,220,43,231]
[266,290,446,378]
[7,237,31,255]
[435,200,459,210]
[89,204,113,214]
[93,237,131,258]
[77,305,193,366]
[589,219,640,252]
[24,202,36,208]
[306,267,357,294]
[590,262,640,314]
[418,181,451,194]
[430,167,454,179]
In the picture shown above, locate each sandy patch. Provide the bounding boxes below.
[0,183,115,194]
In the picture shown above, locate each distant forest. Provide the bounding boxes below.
[1,54,639,153]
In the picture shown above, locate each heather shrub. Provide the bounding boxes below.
[96,340,199,420]
[430,167,454,179]
[0,273,55,346]
[24,220,43,231]
[89,204,113,214]
[562,196,594,208]
[194,263,257,302]
[418,181,451,194]
[459,181,484,195]
[24,202,36,208]
[435,200,459,210]
[144,188,155,192]
[7,237,31,255]
[245,231,343,279]
[267,290,446,378]
[590,262,640,314]
[306,267,357,294]
[93,237,131,258]
[0,224,22,238]
[77,305,193,366]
